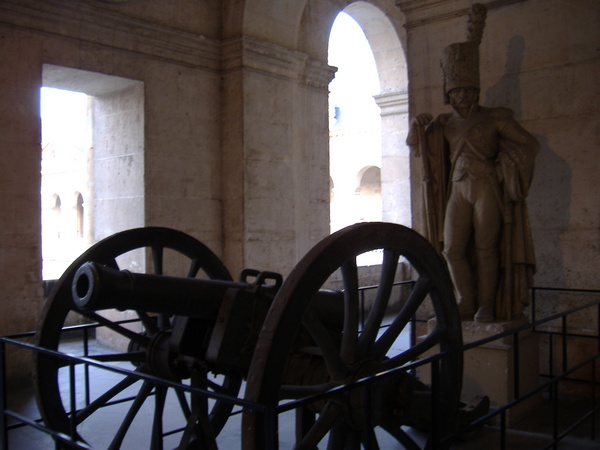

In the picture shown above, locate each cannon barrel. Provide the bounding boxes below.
[72,262,343,320]
[72,262,268,319]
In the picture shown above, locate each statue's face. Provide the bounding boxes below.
[448,87,479,112]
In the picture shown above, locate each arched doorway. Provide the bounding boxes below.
[328,2,410,234]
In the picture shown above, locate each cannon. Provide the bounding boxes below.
[34,222,463,449]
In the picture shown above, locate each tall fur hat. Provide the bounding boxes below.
[441,3,487,103]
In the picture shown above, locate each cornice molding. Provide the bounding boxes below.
[396,0,526,29]
[0,0,336,90]
[0,0,221,70]
[303,58,337,91]
[222,36,335,90]
[374,90,409,116]
[222,36,306,79]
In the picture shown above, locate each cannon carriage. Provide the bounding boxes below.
[34,222,463,449]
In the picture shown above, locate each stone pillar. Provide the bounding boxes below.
[0,30,43,385]
[374,90,411,227]
[420,317,541,426]
[221,36,335,277]
[460,319,541,425]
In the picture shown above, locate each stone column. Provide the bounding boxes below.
[221,36,335,277]
[374,90,411,226]
[0,30,43,385]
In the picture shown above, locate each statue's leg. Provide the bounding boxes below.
[443,183,476,320]
[473,180,502,323]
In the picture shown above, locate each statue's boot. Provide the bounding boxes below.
[474,248,499,323]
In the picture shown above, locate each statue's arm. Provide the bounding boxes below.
[493,108,540,200]
[406,113,434,157]
[495,108,540,155]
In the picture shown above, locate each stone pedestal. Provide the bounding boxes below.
[420,316,541,426]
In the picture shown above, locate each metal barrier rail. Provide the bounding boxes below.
[1,286,599,449]
[0,331,271,449]
[460,287,600,449]
[0,325,453,449]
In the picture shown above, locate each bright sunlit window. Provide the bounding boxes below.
[40,87,91,280]
[328,12,382,236]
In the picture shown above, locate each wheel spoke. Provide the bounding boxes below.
[380,423,421,450]
[327,424,361,450]
[151,246,164,275]
[295,401,341,450]
[340,258,359,364]
[186,258,202,278]
[108,380,154,450]
[189,371,218,449]
[295,406,315,443]
[177,407,201,450]
[371,276,431,359]
[150,247,173,330]
[360,428,380,450]
[206,378,234,395]
[151,386,167,450]
[175,388,192,418]
[82,311,151,347]
[358,249,399,357]
[326,422,344,449]
[379,328,442,371]
[302,308,347,380]
[75,375,139,424]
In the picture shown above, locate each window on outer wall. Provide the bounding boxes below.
[41,87,91,280]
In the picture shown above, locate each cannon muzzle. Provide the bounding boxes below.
[72,262,255,319]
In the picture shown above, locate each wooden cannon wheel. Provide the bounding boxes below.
[34,227,242,449]
[243,222,463,449]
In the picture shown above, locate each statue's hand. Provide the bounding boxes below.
[410,113,433,129]
[407,113,433,157]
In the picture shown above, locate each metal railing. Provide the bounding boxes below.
[1,286,599,449]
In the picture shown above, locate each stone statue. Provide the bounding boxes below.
[406,4,539,323]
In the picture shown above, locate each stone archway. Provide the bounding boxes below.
[219,0,408,275]
[342,2,411,226]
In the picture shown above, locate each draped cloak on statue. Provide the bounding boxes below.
[416,110,537,320]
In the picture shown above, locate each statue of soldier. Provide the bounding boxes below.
[406,4,539,322]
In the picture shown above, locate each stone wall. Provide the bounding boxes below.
[400,0,600,293]
[0,0,338,376]
[0,0,598,388]
[0,0,226,382]
[400,0,600,385]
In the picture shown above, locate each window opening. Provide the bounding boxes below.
[74,191,84,238]
[356,166,382,222]
[41,65,144,281]
[41,87,91,280]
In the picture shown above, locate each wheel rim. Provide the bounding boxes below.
[243,222,463,449]
[34,227,241,449]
